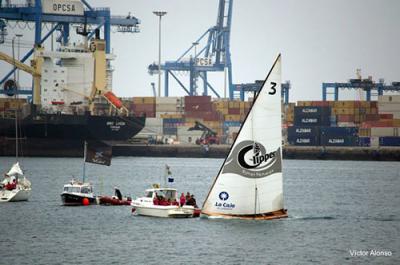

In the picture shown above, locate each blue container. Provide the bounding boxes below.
[287,136,320,146]
[288,126,319,138]
[358,137,371,147]
[163,118,184,124]
[293,115,330,126]
[379,137,400,146]
[321,136,359,146]
[320,127,358,137]
[223,121,241,128]
[163,127,177,135]
[294,106,331,117]
[163,118,184,129]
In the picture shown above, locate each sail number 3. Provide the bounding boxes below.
[269,82,277,95]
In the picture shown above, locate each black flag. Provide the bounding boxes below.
[85,141,112,166]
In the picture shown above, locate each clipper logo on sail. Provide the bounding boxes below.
[221,140,282,178]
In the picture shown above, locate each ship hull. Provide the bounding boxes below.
[0,113,145,141]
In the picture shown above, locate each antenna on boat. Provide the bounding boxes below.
[82,141,87,183]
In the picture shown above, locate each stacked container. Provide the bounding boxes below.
[287,126,320,146]
[155,97,184,117]
[131,97,156,117]
[320,127,359,146]
[293,106,331,126]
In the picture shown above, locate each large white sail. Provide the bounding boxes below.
[202,55,286,218]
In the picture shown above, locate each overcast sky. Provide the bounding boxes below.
[1,0,399,101]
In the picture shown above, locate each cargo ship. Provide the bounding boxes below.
[1,35,145,144]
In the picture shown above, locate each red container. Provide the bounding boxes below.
[337,114,355,122]
[379,114,394,119]
[184,102,212,112]
[365,114,380,121]
[361,120,393,128]
[132,104,155,112]
[228,108,240,115]
[184,96,211,104]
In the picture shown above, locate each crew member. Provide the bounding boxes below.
[179,193,186,207]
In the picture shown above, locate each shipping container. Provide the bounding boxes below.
[358,128,371,137]
[287,136,320,146]
[320,135,359,146]
[370,127,398,137]
[320,126,358,137]
[133,97,156,104]
[378,95,400,103]
[361,120,394,128]
[163,127,177,135]
[288,126,319,137]
[184,96,211,104]
[379,136,400,146]
[294,106,331,117]
[228,108,240,115]
[358,137,371,147]
[223,121,241,127]
[293,115,330,126]
[337,114,355,122]
[184,102,213,112]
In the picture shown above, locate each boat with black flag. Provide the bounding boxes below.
[60,141,112,206]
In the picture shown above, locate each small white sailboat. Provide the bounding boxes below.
[0,162,31,202]
[201,54,288,220]
[0,80,31,202]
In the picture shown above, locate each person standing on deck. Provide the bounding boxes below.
[179,193,186,207]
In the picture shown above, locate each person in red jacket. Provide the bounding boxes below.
[153,193,159,205]
[179,193,186,207]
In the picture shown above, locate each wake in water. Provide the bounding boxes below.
[289,215,336,221]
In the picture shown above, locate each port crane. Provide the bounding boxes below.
[322,80,400,101]
[148,0,234,99]
[233,80,291,104]
[0,0,140,92]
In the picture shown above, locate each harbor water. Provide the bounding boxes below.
[0,157,399,264]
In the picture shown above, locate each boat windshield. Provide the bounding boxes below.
[81,186,92,194]
[64,187,81,193]
[154,190,176,201]
[145,191,153,198]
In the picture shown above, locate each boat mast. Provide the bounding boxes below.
[83,141,87,183]
[12,37,18,161]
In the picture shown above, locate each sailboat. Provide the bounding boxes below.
[201,54,288,220]
[0,83,31,202]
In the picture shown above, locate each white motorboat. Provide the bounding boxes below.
[0,162,31,202]
[131,187,195,218]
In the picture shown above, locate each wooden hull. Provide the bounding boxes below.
[201,209,288,220]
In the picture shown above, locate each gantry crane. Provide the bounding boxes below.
[322,71,400,101]
[148,0,234,99]
[0,0,140,89]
